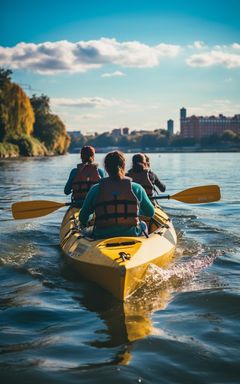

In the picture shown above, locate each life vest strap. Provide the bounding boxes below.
[94,199,136,208]
[96,212,138,221]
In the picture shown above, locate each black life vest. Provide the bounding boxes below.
[127,169,154,197]
[72,163,100,201]
[94,177,139,228]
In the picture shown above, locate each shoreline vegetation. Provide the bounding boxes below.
[1,68,239,158]
[0,68,70,158]
[68,128,240,154]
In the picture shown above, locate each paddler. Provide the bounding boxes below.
[127,153,166,197]
[64,145,104,207]
[79,151,155,238]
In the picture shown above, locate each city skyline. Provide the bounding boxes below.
[1,0,240,133]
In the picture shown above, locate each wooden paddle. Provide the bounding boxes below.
[11,185,221,220]
[152,185,221,204]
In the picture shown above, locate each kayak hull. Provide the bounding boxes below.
[60,206,177,301]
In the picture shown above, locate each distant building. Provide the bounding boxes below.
[180,107,187,120]
[112,128,122,137]
[69,130,81,137]
[167,119,174,135]
[180,108,240,139]
[122,127,129,135]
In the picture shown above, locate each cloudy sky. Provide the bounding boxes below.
[1,0,240,133]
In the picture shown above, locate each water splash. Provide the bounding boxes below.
[129,248,221,301]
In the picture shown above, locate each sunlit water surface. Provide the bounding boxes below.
[0,153,239,383]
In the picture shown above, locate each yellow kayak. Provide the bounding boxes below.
[60,206,177,301]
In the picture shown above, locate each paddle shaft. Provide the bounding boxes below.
[151,195,170,200]
[12,185,221,219]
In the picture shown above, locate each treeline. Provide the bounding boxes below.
[69,128,240,152]
[0,68,70,157]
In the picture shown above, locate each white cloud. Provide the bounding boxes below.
[0,38,181,74]
[51,96,121,108]
[186,50,240,68]
[101,70,126,78]
[188,41,207,49]
[80,114,101,120]
[232,43,240,49]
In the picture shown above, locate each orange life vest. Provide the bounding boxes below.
[127,169,154,197]
[94,177,139,228]
[72,163,101,201]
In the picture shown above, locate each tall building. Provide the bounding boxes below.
[180,108,240,139]
[167,119,174,135]
[180,107,187,120]
[122,127,129,135]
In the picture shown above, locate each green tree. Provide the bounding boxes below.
[68,133,87,151]
[88,132,116,147]
[0,68,12,88]
[30,94,50,115]
[31,94,70,154]
[221,130,237,141]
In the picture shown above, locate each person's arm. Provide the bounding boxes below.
[132,183,155,217]
[79,184,99,226]
[98,168,105,178]
[150,171,166,192]
[64,169,77,195]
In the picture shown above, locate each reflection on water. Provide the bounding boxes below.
[69,281,173,367]
[69,249,220,368]
[0,153,240,383]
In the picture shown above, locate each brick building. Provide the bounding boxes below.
[180,107,240,139]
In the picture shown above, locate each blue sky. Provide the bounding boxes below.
[1,0,240,133]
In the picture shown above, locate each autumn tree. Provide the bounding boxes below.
[0,68,34,141]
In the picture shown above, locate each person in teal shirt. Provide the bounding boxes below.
[79,151,155,239]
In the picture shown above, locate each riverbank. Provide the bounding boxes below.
[69,146,240,154]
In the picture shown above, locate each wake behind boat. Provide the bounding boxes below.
[60,206,177,301]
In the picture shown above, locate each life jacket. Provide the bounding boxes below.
[94,177,139,228]
[72,163,101,201]
[127,169,154,197]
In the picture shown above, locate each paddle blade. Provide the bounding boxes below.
[12,200,66,219]
[171,185,221,204]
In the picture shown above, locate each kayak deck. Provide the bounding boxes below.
[60,206,177,300]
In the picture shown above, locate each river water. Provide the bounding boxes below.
[0,153,239,383]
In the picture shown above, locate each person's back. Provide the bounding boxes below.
[127,153,154,197]
[72,162,101,202]
[94,176,139,229]
[64,145,104,207]
[144,154,166,193]
[79,151,155,239]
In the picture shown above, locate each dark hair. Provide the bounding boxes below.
[132,153,147,172]
[81,146,95,164]
[104,151,125,180]
[144,154,150,168]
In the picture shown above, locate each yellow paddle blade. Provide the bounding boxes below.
[12,200,67,219]
[171,185,221,204]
